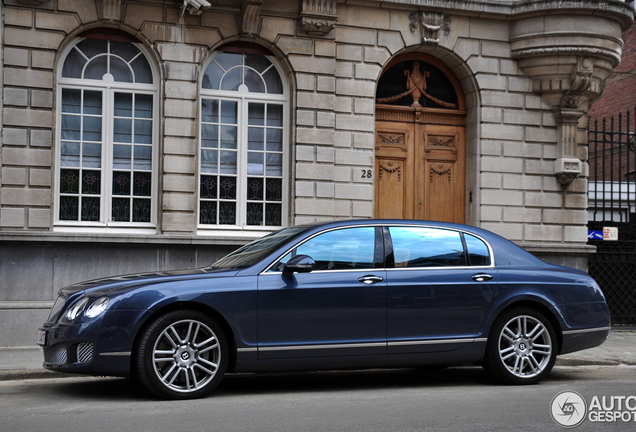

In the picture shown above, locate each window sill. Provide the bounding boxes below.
[0,231,254,246]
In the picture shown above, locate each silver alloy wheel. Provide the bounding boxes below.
[497,314,552,379]
[151,319,221,393]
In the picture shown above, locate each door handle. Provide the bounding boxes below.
[358,275,384,284]
[472,273,494,282]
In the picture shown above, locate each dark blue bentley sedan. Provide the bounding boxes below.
[38,220,610,399]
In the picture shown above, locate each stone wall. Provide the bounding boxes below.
[0,0,633,346]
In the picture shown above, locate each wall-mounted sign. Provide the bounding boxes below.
[603,227,619,241]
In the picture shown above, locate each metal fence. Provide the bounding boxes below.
[588,112,636,326]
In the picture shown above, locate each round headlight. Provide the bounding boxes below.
[86,297,109,319]
[66,297,89,321]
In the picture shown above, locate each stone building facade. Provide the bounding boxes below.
[0,0,634,347]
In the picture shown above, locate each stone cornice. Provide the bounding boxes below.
[511,46,622,67]
[370,0,634,28]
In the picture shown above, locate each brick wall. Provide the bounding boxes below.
[588,25,636,121]
[588,25,636,183]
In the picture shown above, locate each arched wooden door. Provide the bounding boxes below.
[375,55,466,223]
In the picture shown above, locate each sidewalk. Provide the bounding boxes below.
[0,330,634,381]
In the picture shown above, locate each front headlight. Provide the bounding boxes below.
[66,297,89,321]
[86,297,109,318]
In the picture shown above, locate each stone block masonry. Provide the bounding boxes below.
[0,0,632,346]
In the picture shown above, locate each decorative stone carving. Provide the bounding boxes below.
[173,0,211,16]
[241,0,263,37]
[299,0,337,36]
[553,108,584,189]
[409,12,450,44]
[99,0,123,22]
[511,8,627,191]
[559,57,594,109]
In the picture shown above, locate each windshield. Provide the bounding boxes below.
[209,226,310,269]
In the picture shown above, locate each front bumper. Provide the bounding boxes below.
[39,309,149,377]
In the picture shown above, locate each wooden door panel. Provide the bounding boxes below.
[376,159,407,219]
[374,116,465,223]
[426,161,456,222]
[375,122,414,219]
[418,125,465,223]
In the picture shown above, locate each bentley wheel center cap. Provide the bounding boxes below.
[175,346,196,367]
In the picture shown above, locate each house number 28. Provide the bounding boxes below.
[361,169,372,179]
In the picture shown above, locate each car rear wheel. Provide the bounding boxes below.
[483,307,557,385]
[135,310,228,399]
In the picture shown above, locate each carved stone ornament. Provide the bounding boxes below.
[241,0,264,37]
[559,57,594,109]
[98,0,123,22]
[173,0,211,16]
[553,109,584,190]
[299,0,337,36]
[409,12,450,44]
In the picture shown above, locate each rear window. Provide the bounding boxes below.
[389,227,466,268]
[464,233,491,266]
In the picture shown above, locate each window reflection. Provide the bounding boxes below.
[271,228,375,271]
[389,227,466,268]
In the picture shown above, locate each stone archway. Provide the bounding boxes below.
[374,54,467,223]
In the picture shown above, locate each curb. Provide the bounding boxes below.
[0,370,77,381]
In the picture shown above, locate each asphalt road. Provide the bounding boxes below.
[1,365,635,432]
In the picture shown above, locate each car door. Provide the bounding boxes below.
[257,226,387,359]
[385,226,497,354]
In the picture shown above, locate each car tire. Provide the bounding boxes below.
[483,307,557,385]
[135,310,228,399]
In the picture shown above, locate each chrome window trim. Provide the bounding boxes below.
[260,223,496,275]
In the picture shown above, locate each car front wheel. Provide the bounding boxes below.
[483,308,557,385]
[135,310,228,399]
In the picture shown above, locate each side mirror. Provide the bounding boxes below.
[282,254,316,278]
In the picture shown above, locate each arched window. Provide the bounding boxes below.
[199,48,288,229]
[56,35,157,230]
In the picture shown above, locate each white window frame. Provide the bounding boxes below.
[54,38,159,234]
[197,53,290,236]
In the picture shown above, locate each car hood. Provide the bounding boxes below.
[59,267,241,298]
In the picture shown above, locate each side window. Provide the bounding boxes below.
[270,227,375,272]
[464,234,491,266]
[389,227,466,268]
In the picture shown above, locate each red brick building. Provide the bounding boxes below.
[588,24,636,185]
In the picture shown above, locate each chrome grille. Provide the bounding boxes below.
[52,346,68,364]
[77,343,94,364]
